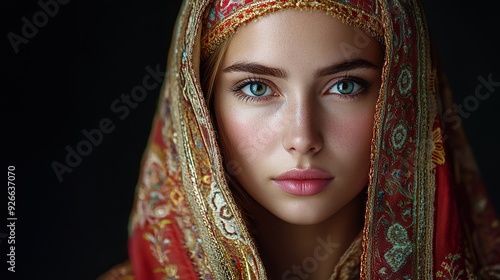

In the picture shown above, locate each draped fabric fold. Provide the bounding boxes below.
[100,0,500,279]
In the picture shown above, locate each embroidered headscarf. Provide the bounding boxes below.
[100,0,500,279]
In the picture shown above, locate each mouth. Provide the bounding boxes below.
[272,168,334,196]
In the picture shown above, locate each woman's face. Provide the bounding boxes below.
[213,10,383,225]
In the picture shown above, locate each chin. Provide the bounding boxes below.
[269,202,339,226]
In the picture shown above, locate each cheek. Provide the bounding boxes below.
[215,105,276,165]
[340,114,374,148]
[331,109,375,172]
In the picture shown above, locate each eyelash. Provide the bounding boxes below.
[229,76,371,103]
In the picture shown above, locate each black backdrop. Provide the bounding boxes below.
[2,1,499,279]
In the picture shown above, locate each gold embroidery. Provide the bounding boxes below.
[154,264,179,279]
[329,233,362,280]
[201,0,383,59]
[432,127,446,165]
[435,253,464,279]
[170,187,184,206]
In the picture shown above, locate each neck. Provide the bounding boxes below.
[249,192,365,280]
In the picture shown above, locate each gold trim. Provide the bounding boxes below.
[414,0,435,277]
[171,0,268,278]
[360,0,391,276]
[201,0,383,59]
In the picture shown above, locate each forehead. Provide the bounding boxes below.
[221,10,382,67]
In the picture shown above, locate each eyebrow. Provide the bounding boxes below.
[314,59,379,78]
[222,59,380,79]
[222,62,287,78]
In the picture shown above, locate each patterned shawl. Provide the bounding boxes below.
[100,0,500,279]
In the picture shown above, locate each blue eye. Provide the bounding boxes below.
[329,80,363,95]
[241,82,272,96]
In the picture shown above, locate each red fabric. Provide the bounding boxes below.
[129,219,200,279]
[122,1,500,279]
[434,148,464,275]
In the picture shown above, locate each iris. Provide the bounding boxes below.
[249,82,268,96]
[336,81,355,94]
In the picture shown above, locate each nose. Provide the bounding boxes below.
[282,97,324,156]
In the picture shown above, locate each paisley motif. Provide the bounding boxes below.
[383,223,412,272]
[208,182,245,242]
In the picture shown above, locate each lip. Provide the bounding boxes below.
[272,168,333,196]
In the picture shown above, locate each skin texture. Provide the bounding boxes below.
[213,10,383,278]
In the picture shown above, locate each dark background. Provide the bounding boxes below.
[2,1,499,279]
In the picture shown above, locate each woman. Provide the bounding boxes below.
[101,0,500,279]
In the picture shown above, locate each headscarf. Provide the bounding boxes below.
[100,0,500,279]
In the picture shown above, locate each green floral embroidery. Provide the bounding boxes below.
[397,64,412,96]
[390,122,408,150]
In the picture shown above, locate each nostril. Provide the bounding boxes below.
[284,132,324,155]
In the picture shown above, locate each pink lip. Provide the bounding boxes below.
[272,168,333,196]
